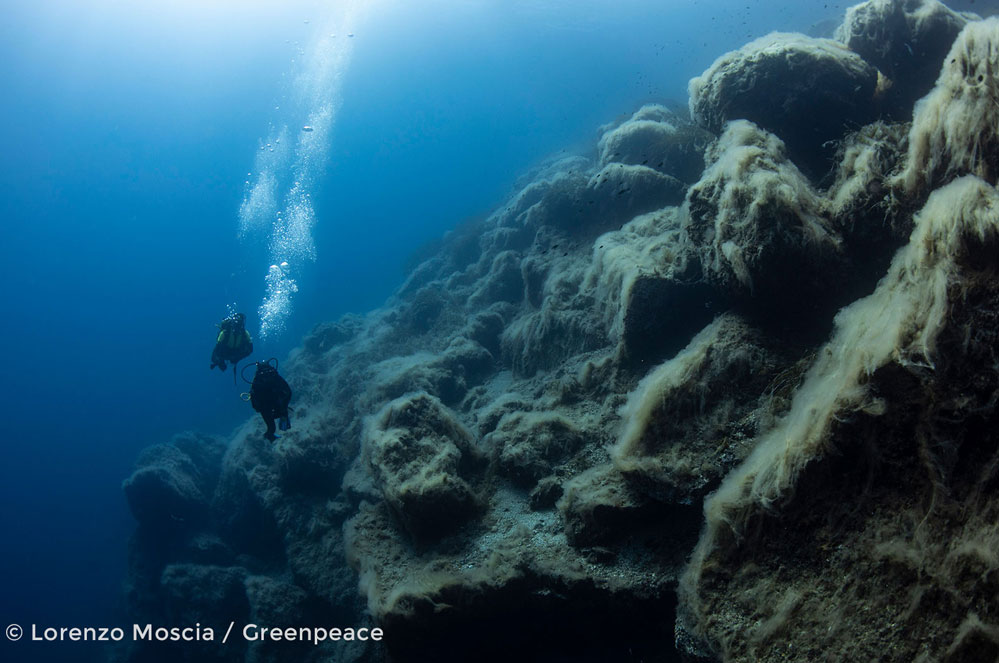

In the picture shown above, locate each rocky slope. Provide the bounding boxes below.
[118,2,999,662]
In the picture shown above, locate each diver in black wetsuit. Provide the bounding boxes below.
[248,360,292,442]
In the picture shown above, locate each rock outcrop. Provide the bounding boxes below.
[118,4,999,663]
[680,120,843,311]
[689,32,880,176]
[680,175,999,662]
[898,17,999,194]
[836,0,972,118]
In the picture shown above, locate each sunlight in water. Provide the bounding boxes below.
[241,0,370,340]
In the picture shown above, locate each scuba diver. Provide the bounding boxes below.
[243,359,292,442]
[210,313,253,384]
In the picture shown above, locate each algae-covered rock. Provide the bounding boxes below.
[827,121,912,295]
[584,208,716,366]
[828,121,907,226]
[367,350,472,406]
[302,315,364,356]
[345,496,677,663]
[160,564,249,624]
[519,161,687,241]
[836,0,971,118]
[613,314,791,504]
[689,32,879,175]
[529,475,564,510]
[122,432,225,529]
[243,576,319,663]
[679,177,999,662]
[118,7,999,662]
[681,121,843,311]
[459,309,506,357]
[181,533,235,566]
[499,255,608,376]
[159,564,250,661]
[487,411,586,486]
[122,449,205,527]
[557,463,686,547]
[598,104,713,184]
[362,392,483,540]
[212,436,286,563]
[898,17,999,194]
[466,250,524,307]
[586,162,688,225]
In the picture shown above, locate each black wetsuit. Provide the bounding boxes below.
[249,363,292,442]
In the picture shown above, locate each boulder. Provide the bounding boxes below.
[681,120,843,315]
[597,104,713,183]
[689,32,880,176]
[122,433,225,529]
[487,412,586,487]
[898,17,999,194]
[836,0,971,118]
[613,314,790,503]
[362,393,483,540]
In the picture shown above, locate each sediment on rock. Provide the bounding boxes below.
[689,32,880,176]
[612,314,800,505]
[118,6,999,663]
[680,177,999,662]
[836,0,972,119]
[679,120,849,333]
[897,17,999,195]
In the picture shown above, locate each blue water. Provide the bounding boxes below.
[0,1,834,661]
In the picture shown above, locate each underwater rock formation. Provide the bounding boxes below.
[611,314,796,505]
[898,17,999,195]
[362,392,484,540]
[680,176,999,662]
[119,3,999,662]
[680,120,844,312]
[597,104,714,184]
[689,32,880,175]
[836,0,972,118]
[487,411,586,487]
[123,432,226,532]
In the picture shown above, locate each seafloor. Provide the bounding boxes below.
[118,1,999,661]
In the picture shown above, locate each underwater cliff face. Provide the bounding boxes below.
[120,1,999,662]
